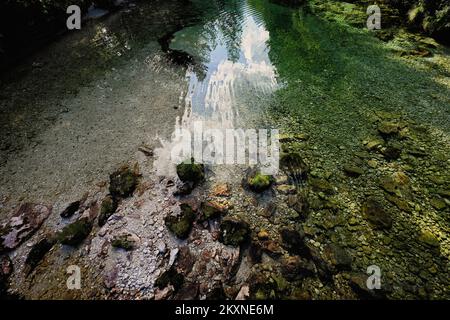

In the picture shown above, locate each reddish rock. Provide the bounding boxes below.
[0,203,52,253]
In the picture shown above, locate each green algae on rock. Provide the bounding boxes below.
[362,198,393,230]
[57,218,93,246]
[165,204,196,240]
[109,165,140,199]
[243,168,274,193]
[111,233,140,251]
[219,217,250,247]
[176,159,205,185]
[198,201,228,222]
[98,195,118,227]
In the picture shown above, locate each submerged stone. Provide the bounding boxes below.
[243,168,274,193]
[418,230,440,247]
[57,218,93,246]
[279,152,309,183]
[111,233,140,251]
[430,197,447,210]
[155,267,184,291]
[343,165,364,177]
[287,193,309,219]
[165,204,196,240]
[109,165,139,199]
[60,201,81,218]
[378,121,401,136]
[198,201,227,222]
[98,195,118,227]
[280,255,316,280]
[362,198,392,230]
[323,244,352,271]
[24,236,57,275]
[176,159,205,185]
[309,178,334,194]
[382,143,402,161]
[280,228,309,256]
[219,217,250,246]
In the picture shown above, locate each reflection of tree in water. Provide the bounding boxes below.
[207,0,245,62]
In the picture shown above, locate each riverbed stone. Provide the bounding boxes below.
[344,164,364,177]
[98,195,117,227]
[24,235,57,275]
[418,230,440,247]
[165,204,196,240]
[219,217,250,246]
[243,168,274,193]
[323,244,352,271]
[280,255,316,280]
[279,152,309,183]
[362,198,392,230]
[109,165,139,199]
[176,159,205,185]
[198,201,227,222]
[57,217,93,246]
[60,201,81,218]
[111,232,140,251]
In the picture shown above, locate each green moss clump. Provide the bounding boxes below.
[109,165,139,199]
[244,168,274,193]
[219,217,250,246]
[176,159,205,185]
[98,195,117,227]
[165,204,196,239]
[57,218,93,246]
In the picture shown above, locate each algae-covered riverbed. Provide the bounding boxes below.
[0,0,449,300]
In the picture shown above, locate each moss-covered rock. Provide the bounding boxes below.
[323,244,352,271]
[219,217,250,246]
[198,201,227,222]
[109,165,139,199]
[57,218,93,246]
[111,233,140,251]
[343,164,364,177]
[243,168,274,193]
[418,230,440,247]
[165,204,196,240]
[176,159,205,185]
[98,195,117,227]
